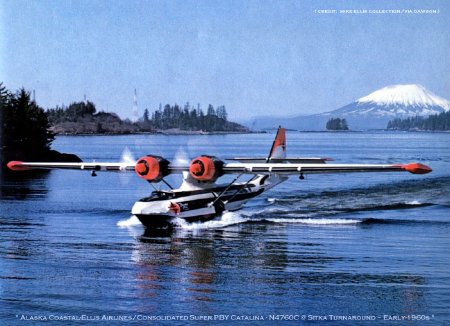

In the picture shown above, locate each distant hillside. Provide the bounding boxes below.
[247,84,450,131]
[245,114,326,131]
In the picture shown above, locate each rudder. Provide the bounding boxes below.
[267,127,286,161]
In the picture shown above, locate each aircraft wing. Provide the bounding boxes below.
[7,161,136,172]
[7,160,432,182]
[8,160,432,175]
[222,162,432,175]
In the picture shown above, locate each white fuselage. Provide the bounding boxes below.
[132,174,286,227]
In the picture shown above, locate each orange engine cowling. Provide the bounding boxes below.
[189,155,224,182]
[135,155,170,182]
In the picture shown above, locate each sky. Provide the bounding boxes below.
[1,0,449,121]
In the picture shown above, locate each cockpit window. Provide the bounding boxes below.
[140,191,169,202]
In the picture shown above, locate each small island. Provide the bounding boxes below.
[326,118,349,131]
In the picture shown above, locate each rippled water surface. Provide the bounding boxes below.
[1,132,449,325]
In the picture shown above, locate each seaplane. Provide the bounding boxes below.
[7,127,431,228]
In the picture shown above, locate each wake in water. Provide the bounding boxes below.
[257,176,449,221]
[174,211,247,230]
[117,212,362,232]
[117,215,142,227]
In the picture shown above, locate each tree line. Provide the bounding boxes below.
[47,100,247,133]
[387,111,450,131]
[144,103,245,132]
[2,82,247,138]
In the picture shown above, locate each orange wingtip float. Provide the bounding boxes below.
[398,163,432,174]
[6,161,30,171]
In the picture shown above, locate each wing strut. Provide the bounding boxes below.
[211,173,244,208]
[160,178,174,190]
[225,177,255,204]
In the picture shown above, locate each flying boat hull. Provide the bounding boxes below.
[131,181,265,227]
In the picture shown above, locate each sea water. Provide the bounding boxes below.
[1,131,449,325]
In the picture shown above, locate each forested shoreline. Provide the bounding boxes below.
[47,101,248,134]
[1,83,251,169]
[387,111,450,131]
[2,82,248,136]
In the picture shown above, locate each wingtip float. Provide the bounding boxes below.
[398,163,432,174]
[6,127,432,228]
[7,161,30,171]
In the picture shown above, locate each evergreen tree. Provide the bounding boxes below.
[0,83,10,155]
[207,104,216,116]
[143,109,150,122]
[1,87,54,160]
[216,105,228,120]
[0,82,8,104]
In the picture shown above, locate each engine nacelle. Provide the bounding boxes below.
[189,155,224,182]
[135,155,170,182]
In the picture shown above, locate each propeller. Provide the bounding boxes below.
[121,147,136,165]
[173,147,189,167]
[119,146,137,185]
[173,147,191,188]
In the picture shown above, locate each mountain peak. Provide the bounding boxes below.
[357,84,450,110]
[247,84,449,131]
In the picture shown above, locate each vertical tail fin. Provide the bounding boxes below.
[267,127,286,161]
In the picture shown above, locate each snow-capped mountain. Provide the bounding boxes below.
[316,84,449,129]
[325,84,449,118]
[247,84,450,130]
[357,84,450,110]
